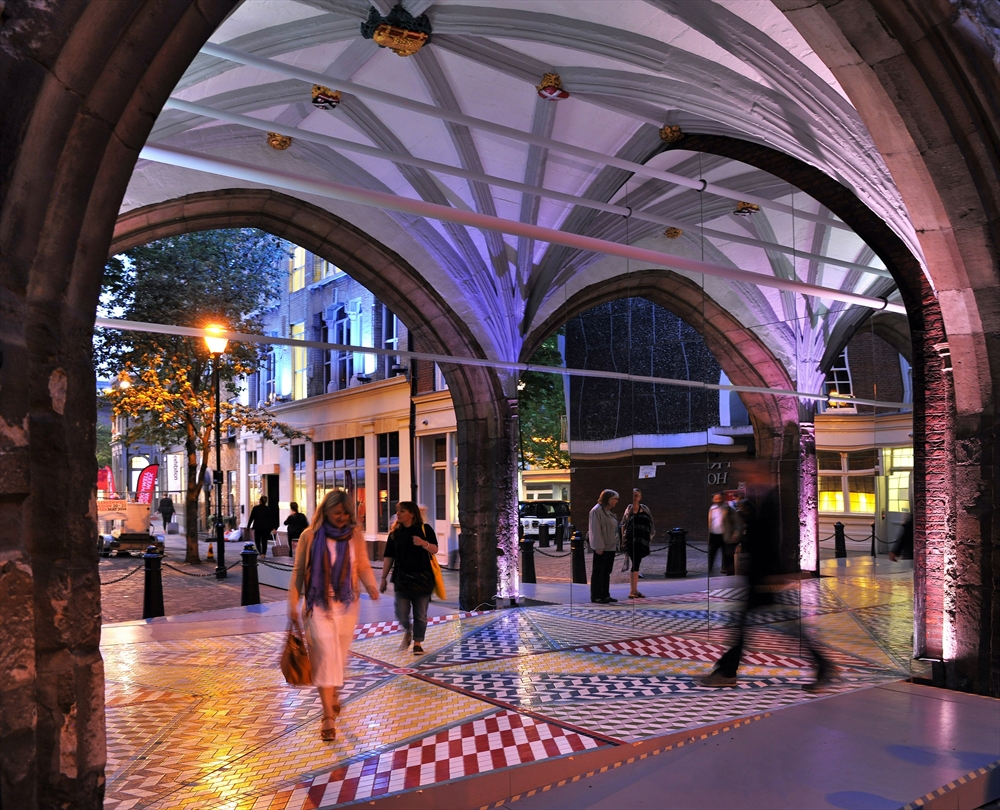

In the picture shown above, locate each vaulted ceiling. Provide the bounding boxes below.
[124,0,920,393]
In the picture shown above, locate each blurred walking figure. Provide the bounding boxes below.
[288,489,380,741]
[380,502,438,655]
[697,489,834,691]
[622,488,654,599]
[889,515,914,561]
[589,489,620,604]
[707,492,737,574]
[156,495,175,531]
[246,495,275,558]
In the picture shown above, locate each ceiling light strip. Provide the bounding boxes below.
[162,97,890,279]
[93,317,906,409]
[138,143,906,315]
[197,42,853,232]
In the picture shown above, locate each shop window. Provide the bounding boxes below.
[289,246,306,292]
[291,444,306,507]
[247,451,260,505]
[291,322,306,400]
[377,432,400,533]
[315,438,365,529]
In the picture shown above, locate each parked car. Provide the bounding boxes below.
[519,500,571,538]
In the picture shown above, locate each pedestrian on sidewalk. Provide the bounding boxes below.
[622,488,654,599]
[288,489,380,741]
[156,495,175,532]
[284,501,309,556]
[380,502,438,656]
[588,489,619,604]
[697,489,834,692]
[246,495,275,558]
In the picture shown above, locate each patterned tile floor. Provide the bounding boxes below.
[103,571,920,809]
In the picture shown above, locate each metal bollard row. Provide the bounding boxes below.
[140,541,262,620]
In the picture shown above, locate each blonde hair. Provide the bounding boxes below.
[310,489,357,534]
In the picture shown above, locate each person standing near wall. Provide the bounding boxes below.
[707,493,737,575]
[622,488,654,598]
[247,495,276,558]
[589,489,620,604]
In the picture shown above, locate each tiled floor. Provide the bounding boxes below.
[102,571,921,809]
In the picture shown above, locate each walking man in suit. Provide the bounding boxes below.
[246,495,275,558]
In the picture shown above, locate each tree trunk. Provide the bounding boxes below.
[184,434,202,564]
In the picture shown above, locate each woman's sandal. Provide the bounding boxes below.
[628,592,646,599]
[320,717,337,741]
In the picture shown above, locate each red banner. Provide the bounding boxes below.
[135,464,159,504]
[98,465,117,497]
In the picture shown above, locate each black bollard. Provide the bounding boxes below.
[554,522,565,552]
[520,539,536,584]
[571,530,588,584]
[834,522,847,558]
[870,523,877,557]
[538,523,550,548]
[241,542,261,606]
[664,527,688,578]
[142,545,165,619]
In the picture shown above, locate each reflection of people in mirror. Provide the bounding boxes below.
[622,488,654,599]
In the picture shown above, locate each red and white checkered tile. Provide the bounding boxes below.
[583,634,811,669]
[285,710,605,806]
[352,611,486,640]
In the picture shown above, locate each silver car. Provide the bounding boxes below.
[519,500,571,538]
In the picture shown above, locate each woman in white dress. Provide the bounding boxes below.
[288,489,379,741]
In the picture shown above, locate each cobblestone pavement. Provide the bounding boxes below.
[98,549,288,624]
[102,569,920,809]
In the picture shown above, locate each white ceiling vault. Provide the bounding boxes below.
[124,0,921,395]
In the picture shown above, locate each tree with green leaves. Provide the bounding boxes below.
[518,336,570,470]
[95,229,302,563]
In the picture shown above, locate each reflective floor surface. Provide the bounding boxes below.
[103,569,945,809]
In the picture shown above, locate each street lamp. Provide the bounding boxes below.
[204,325,229,579]
[113,374,132,498]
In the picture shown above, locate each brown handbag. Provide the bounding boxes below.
[280,622,312,686]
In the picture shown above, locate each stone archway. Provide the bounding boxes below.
[524,270,800,462]
[524,271,807,573]
[775,0,999,696]
[112,188,511,613]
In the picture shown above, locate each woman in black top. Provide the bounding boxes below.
[622,488,654,599]
[379,501,438,655]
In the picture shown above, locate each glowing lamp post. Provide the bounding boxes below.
[205,325,229,579]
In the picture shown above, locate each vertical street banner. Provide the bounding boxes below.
[98,465,117,497]
[135,464,159,504]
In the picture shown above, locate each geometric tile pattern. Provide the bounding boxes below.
[353,610,487,640]
[287,710,605,806]
[103,576,917,808]
[416,613,554,668]
[581,634,812,669]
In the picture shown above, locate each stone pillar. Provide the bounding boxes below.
[798,403,818,574]
[454,378,517,611]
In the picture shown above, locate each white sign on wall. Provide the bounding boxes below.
[166,453,185,493]
[638,465,657,479]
